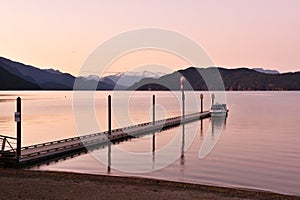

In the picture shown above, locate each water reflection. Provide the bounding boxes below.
[0,99,15,103]
[152,132,155,165]
[31,116,225,171]
[17,92,300,196]
[107,143,111,173]
[180,124,185,173]
[199,116,226,159]
[200,119,203,139]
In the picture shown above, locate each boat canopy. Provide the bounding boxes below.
[211,103,226,110]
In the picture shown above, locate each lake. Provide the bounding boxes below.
[0,91,300,196]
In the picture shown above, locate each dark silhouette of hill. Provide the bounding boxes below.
[0,66,40,90]
[1,56,299,91]
[130,67,300,91]
[0,57,124,90]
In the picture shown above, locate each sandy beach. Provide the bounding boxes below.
[0,168,298,200]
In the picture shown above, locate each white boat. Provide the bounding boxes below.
[210,103,227,117]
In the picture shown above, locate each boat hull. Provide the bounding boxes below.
[210,110,227,117]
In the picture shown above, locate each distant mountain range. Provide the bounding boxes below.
[86,71,166,87]
[130,67,300,91]
[252,68,280,74]
[0,57,120,90]
[0,56,299,90]
[0,65,40,90]
[0,57,165,90]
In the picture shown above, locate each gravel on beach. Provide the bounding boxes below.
[0,168,299,200]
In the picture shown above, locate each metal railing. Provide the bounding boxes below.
[0,135,17,157]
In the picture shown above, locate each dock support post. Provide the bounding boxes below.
[108,95,112,172]
[108,95,111,135]
[200,93,204,113]
[152,95,155,125]
[1,137,6,152]
[152,95,155,152]
[16,97,21,160]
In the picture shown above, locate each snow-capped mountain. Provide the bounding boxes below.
[86,71,166,87]
[43,68,64,75]
[252,68,280,74]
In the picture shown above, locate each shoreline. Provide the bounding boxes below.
[0,168,298,200]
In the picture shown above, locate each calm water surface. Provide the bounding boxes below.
[0,91,299,196]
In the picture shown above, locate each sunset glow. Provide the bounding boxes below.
[1,0,299,75]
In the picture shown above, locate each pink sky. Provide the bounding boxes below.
[1,0,300,75]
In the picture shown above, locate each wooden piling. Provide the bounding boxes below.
[152,95,155,152]
[108,95,111,135]
[16,97,21,160]
[152,95,155,125]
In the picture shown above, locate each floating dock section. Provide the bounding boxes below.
[0,111,210,167]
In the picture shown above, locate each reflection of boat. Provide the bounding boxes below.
[210,103,227,117]
[199,115,226,159]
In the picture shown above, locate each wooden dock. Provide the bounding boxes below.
[0,111,210,167]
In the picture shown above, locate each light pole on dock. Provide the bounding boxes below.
[211,93,215,106]
[200,93,204,113]
[180,77,185,119]
[16,97,22,160]
[108,95,112,172]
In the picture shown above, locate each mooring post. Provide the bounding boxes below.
[152,95,155,125]
[16,97,22,160]
[108,95,111,135]
[211,93,215,106]
[152,95,156,152]
[200,93,204,113]
[107,95,112,172]
[1,137,6,152]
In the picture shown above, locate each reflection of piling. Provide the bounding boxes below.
[200,119,203,138]
[201,119,203,130]
[108,143,111,173]
[108,95,111,135]
[152,133,155,153]
[212,117,215,138]
[16,97,21,160]
[181,124,185,166]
